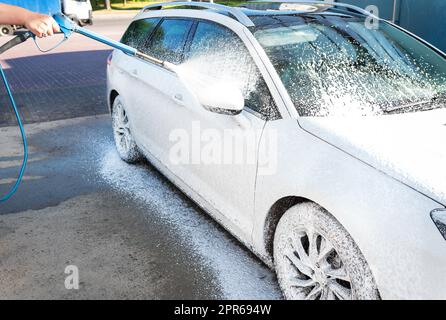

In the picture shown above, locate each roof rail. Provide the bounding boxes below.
[141,1,255,27]
[247,1,379,18]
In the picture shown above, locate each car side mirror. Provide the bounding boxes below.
[196,82,244,115]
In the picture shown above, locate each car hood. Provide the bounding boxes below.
[299,108,446,206]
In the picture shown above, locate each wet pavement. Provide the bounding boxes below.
[0,115,281,299]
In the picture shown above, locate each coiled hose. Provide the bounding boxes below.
[0,32,33,203]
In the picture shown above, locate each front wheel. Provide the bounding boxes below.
[273,202,380,300]
[112,96,142,163]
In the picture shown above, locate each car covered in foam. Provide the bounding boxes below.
[107,1,446,299]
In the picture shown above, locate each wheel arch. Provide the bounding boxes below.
[263,196,313,259]
[263,196,356,261]
[109,89,119,113]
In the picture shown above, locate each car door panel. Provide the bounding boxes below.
[165,21,279,236]
[113,17,162,143]
[130,59,198,161]
[126,18,194,157]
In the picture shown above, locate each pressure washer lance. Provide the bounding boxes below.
[0,14,174,203]
[53,14,176,70]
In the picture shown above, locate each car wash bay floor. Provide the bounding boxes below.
[0,115,282,299]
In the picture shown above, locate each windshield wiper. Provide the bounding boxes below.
[383,92,446,114]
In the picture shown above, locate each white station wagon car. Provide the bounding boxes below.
[107,1,446,299]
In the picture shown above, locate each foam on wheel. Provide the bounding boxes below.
[112,95,142,163]
[273,202,380,300]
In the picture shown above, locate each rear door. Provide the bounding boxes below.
[126,18,195,160]
[113,17,161,140]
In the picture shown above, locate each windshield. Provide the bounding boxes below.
[252,14,446,116]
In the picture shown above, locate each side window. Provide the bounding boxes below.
[144,19,194,64]
[121,18,160,50]
[186,21,280,120]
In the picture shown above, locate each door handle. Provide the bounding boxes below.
[173,93,185,106]
[234,112,252,129]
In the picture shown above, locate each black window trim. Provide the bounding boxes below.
[138,17,163,50]
[141,17,196,65]
[121,17,162,51]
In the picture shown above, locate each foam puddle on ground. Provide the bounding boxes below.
[98,145,282,299]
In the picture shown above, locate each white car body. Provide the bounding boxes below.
[62,0,93,22]
[107,5,446,299]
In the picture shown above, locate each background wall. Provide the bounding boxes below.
[338,0,446,52]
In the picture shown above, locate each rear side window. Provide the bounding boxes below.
[121,18,160,50]
[186,21,280,120]
[144,19,193,64]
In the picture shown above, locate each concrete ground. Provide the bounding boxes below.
[0,15,281,299]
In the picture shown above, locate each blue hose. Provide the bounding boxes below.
[0,63,28,203]
[0,15,141,203]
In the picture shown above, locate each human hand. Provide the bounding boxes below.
[24,13,60,38]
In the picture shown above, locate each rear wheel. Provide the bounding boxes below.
[273,202,379,300]
[112,96,142,163]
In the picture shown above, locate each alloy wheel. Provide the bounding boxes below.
[113,101,132,154]
[281,228,353,300]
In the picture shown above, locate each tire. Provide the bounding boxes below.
[273,202,380,300]
[86,11,93,25]
[67,15,81,27]
[0,25,14,36]
[112,96,142,163]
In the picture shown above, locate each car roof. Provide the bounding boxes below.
[240,8,352,17]
[203,7,357,29]
[137,1,371,28]
[240,8,354,20]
